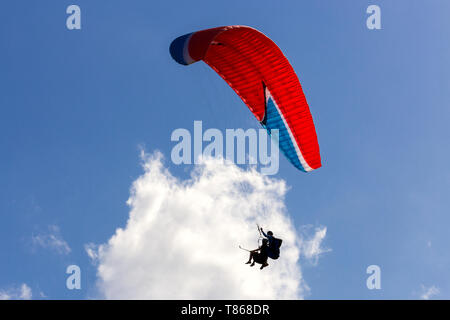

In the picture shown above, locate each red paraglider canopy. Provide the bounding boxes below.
[170,26,321,172]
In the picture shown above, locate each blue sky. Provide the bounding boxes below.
[1,0,450,299]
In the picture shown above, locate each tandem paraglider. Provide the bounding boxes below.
[240,225,283,270]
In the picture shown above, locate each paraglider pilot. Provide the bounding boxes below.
[245,238,269,270]
[260,227,281,260]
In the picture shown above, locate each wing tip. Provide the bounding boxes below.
[169,32,194,65]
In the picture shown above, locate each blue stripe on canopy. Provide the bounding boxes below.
[262,96,306,172]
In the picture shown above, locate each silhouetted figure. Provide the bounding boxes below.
[245,239,269,270]
[260,228,282,260]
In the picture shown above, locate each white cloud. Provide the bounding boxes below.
[420,285,440,300]
[89,152,323,299]
[0,284,32,300]
[299,226,331,265]
[85,243,99,264]
[32,225,71,255]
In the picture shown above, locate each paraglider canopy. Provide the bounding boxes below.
[170,25,321,172]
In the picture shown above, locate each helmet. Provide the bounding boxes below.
[267,231,273,236]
